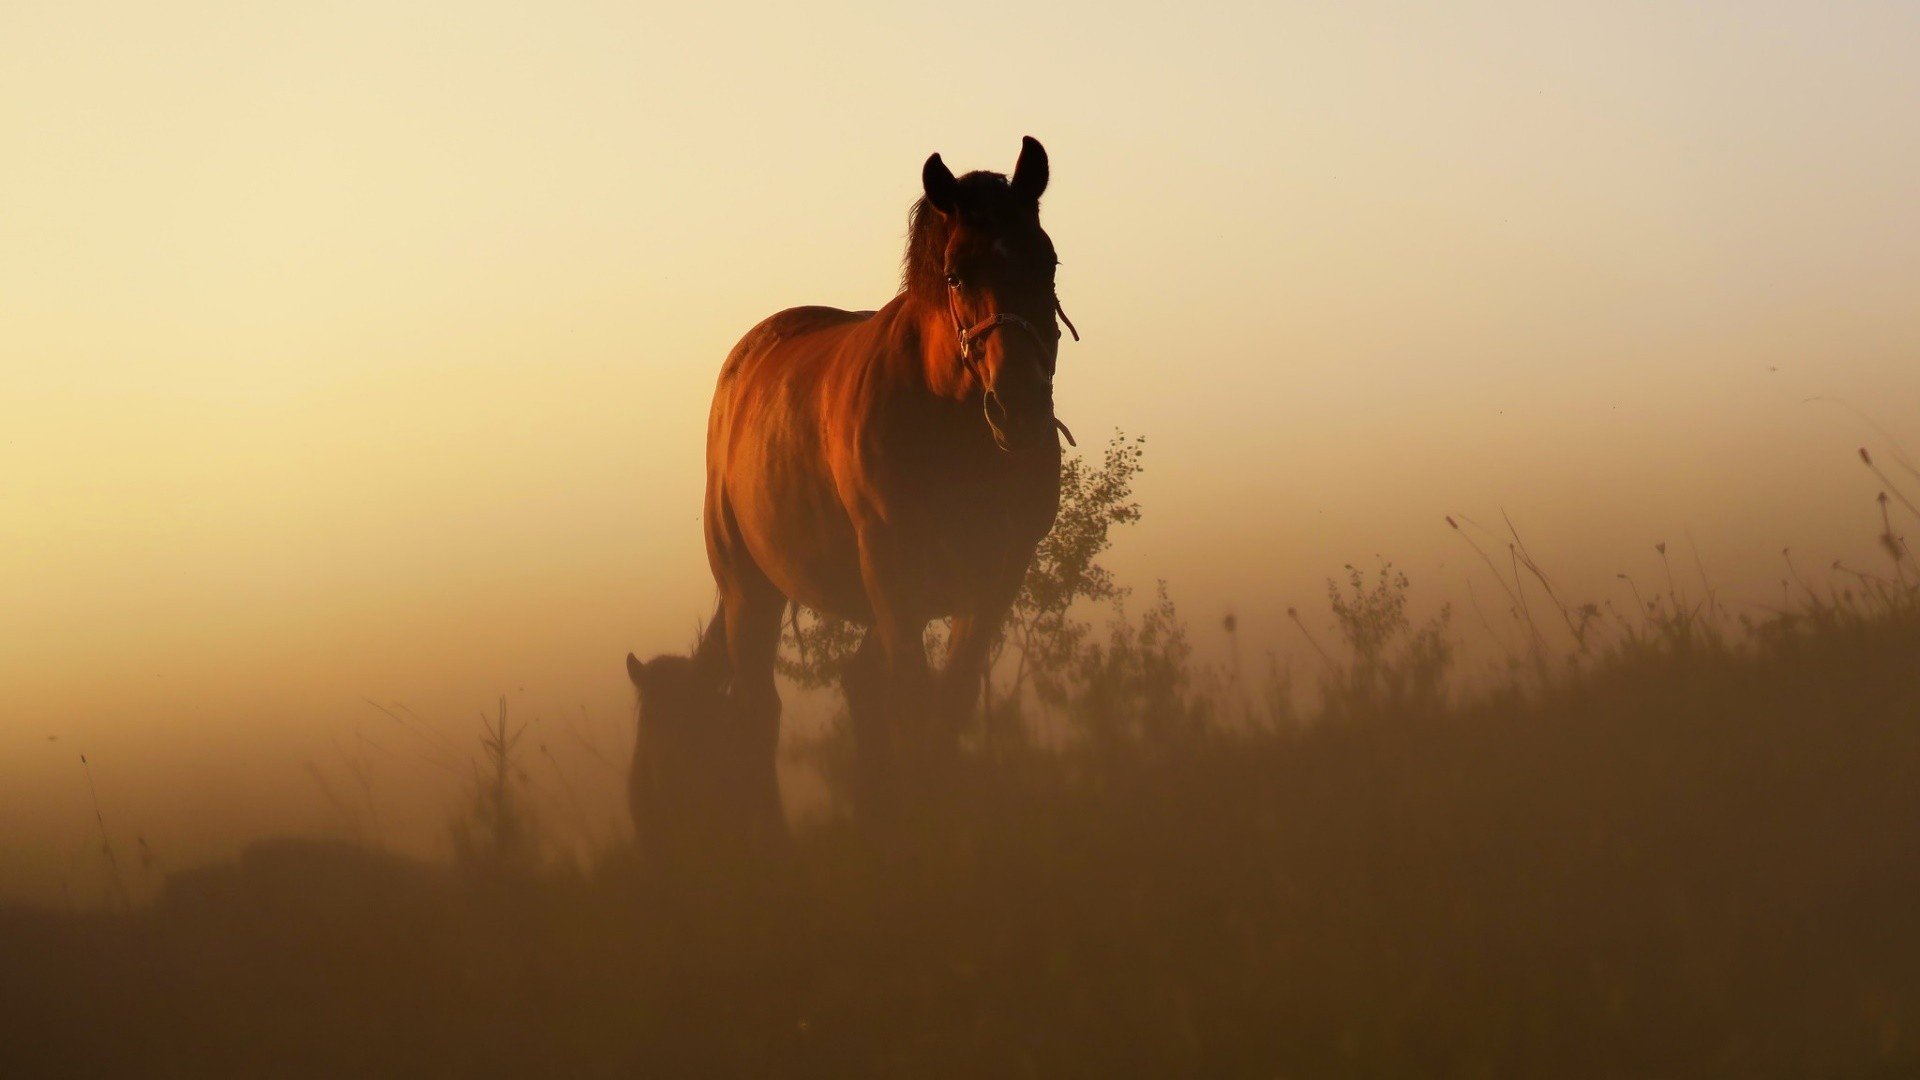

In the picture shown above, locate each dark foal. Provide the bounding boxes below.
[625,650,786,860]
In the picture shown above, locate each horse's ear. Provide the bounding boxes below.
[922,153,960,214]
[625,652,647,690]
[1011,136,1048,202]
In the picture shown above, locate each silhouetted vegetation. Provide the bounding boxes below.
[4,441,1918,1077]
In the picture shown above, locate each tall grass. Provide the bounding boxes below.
[6,442,1919,1077]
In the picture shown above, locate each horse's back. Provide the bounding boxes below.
[708,302,875,480]
[706,304,879,617]
[717,305,873,385]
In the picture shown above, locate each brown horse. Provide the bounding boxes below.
[693,136,1072,821]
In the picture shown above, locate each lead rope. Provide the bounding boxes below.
[1052,296,1079,447]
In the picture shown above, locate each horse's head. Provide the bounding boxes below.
[624,651,780,863]
[917,136,1067,453]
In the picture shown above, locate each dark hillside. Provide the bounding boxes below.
[4,595,1917,1077]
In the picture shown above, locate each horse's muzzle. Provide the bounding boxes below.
[981,386,1054,453]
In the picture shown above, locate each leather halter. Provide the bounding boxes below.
[946,282,1081,451]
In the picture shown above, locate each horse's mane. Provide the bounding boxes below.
[899,170,1013,301]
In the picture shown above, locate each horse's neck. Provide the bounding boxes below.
[876,293,969,400]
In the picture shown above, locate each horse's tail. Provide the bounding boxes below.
[692,600,729,685]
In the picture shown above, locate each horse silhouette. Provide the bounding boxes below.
[636,137,1072,831]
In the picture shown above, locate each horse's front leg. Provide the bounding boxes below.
[840,627,897,819]
[853,534,934,711]
[937,550,1029,733]
[851,535,943,810]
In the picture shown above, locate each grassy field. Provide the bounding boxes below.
[3,549,1918,1077]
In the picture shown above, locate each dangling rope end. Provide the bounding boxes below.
[1055,299,1081,342]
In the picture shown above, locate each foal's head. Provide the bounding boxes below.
[907,136,1066,452]
[624,651,779,862]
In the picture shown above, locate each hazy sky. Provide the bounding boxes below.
[4,1,1919,900]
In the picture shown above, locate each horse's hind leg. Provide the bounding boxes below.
[717,579,788,848]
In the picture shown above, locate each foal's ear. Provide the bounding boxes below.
[922,153,960,214]
[1011,136,1048,202]
[625,652,647,690]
